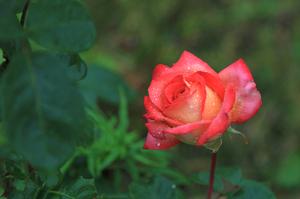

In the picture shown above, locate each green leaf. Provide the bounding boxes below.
[79,65,135,106]
[8,180,41,199]
[130,176,180,199]
[193,167,242,192]
[149,168,191,185]
[227,126,248,144]
[67,54,87,81]
[13,179,26,191]
[26,0,96,53]
[216,167,242,185]
[39,170,61,187]
[117,89,129,133]
[0,6,23,40]
[230,180,276,199]
[275,153,300,187]
[0,0,27,13]
[50,177,97,199]
[192,172,224,192]
[204,137,223,152]
[1,51,89,171]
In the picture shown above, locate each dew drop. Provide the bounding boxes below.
[172,184,176,189]
[156,142,161,147]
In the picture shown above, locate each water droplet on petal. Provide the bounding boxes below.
[156,142,161,147]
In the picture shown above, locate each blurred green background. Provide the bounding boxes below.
[82,0,300,198]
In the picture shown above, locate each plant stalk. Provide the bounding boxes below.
[207,152,217,199]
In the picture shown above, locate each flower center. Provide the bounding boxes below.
[202,87,222,120]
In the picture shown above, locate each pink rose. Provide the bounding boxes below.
[143,51,262,149]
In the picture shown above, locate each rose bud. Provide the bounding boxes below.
[143,51,262,150]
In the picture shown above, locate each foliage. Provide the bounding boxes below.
[26,0,96,53]
[79,65,136,107]
[0,0,98,197]
[193,167,276,199]
[0,0,285,198]
[49,177,97,199]
[65,92,171,178]
[2,52,91,170]
[129,176,183,199]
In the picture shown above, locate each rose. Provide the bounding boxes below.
[143,51,262,150]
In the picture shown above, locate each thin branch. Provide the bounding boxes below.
[207,152,217,199]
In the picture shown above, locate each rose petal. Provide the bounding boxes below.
[197,85,236,145]
[146,121,169,139]
[163,83,206,123]
[148,75,181,110]
[152,64,171,80]
[195,71,225,98]
[163,75,189,106]
[164,120,210,134]
[202,87,222,120]
[148,52,219,110]
[172,51,218,76]
[143,132,179,150]
[219,59,262,123]
[144,96,182,126]
[187,72,224,120]
[164,81,186,104]
[170,121,211,145]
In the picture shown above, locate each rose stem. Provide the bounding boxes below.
[207,152,217,199]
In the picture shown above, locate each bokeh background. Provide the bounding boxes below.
[81,0,300,198]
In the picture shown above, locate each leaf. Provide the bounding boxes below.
[204,137,223,152]
[0,0,27,13]
[79,65,135,107]
[275,153,300,187]
[149,167,191,185]
[8,180,41,199]
[39,170,61,187]
[193,167,242,192]
[13,179,26,191]
[227,126,248,144]
[117,89,129,133]
[26,0,96,53]
[0,6,23,40]
[230,180,276,199]
[97,151,120,174]
[192,172,224,192]
[216,167,243,185]
[1,51,90,171]
[54,177,97,199]
[67,54,88,81]
[130,176,180,199]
